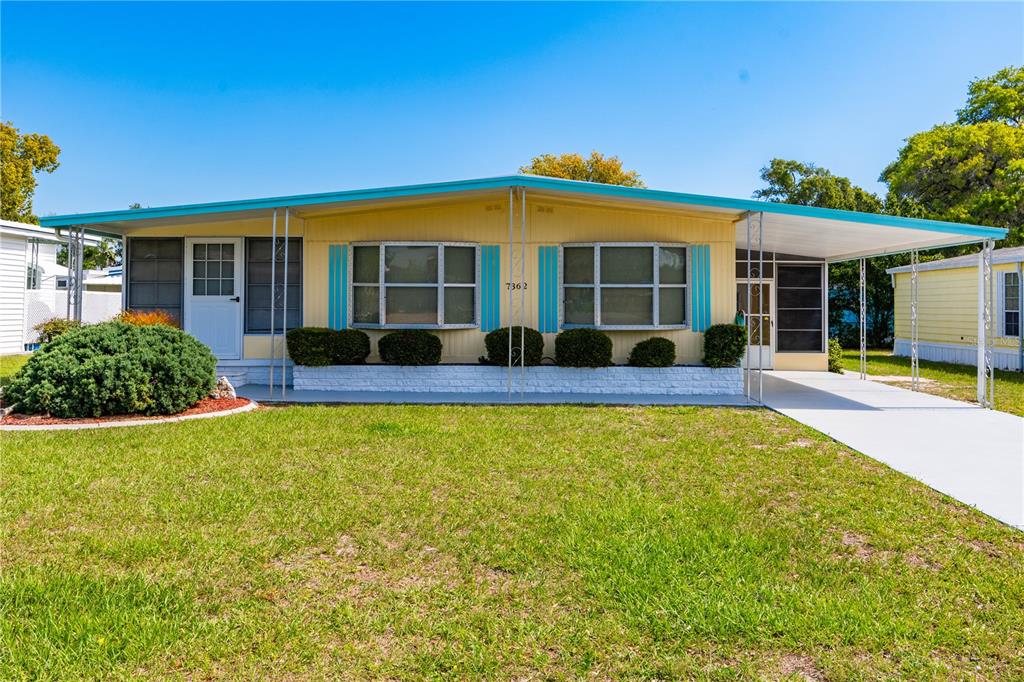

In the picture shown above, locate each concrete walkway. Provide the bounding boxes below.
[763,371,1024,530]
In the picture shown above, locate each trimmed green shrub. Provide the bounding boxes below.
[628,337,676,368]
[5,322,216,418]
[33,317,82,344]
[702,323,747,368]
[287,327,370,366]
[378,330,442,366]
[554,328,613,368]
[484,326,545,366]
[828,337,844,374]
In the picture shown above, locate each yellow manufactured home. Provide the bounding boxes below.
[888,247,1023,371]
[40,175,1005,391]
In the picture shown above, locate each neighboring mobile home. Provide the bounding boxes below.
[38,176,1005,391]
[888,247,1023,371]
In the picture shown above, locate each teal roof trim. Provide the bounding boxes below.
[39,175,1007,240]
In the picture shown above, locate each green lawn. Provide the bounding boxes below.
[3,406,1022,680]
[840,349,1024,418]
[0,354,30,389]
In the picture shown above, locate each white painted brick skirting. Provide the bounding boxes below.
[294,364,744,395]
[893,339,1022,371]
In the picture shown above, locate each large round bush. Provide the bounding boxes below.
[5,322,217,418]
[554,328,613,368]
[484,326,545,366]
[628,337,676,367]
[702,323,747,368]
[378,330,442,366]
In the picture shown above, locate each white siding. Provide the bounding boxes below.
[0,233,28,353]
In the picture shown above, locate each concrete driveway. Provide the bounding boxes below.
[763,371,1024,530]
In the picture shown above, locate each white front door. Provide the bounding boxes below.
[737,280,774,370]
[184,238,243,360]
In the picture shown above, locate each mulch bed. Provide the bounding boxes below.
[0,397,252,426]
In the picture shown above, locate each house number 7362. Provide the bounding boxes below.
[505,282,528,290]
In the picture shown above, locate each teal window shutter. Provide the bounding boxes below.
[691,244,712,332]
[480,245,501,332]
[537,246,559,333]
[328,244,347,330]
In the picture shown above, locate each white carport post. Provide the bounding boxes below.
[65,224,85,322]
[858,257,866,380]
[910,249,919,390]
[280,207,290,399]
[268,208,278,397]
[977,239,995,407]
[744,211,765,403]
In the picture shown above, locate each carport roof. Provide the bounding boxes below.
[38,175,1006,262]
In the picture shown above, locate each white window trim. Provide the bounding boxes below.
[1001,269,1021,338]
[559,242,690,330]
[350,241,479,329]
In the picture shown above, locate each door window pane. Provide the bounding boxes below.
[601,247,653,284]
[564,288,594,324]
[385,245,437,284]
[386,287,438,324]
[602,288,653,325]
[563,247,594,284]
[444,247,475,284]
[353,286,380,324]
[659,247,687,284]
[444,287,474,324]
[353,245,380,283]
[659,288,686,325]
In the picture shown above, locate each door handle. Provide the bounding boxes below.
[230,296,240,302]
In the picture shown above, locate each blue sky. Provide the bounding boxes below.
[2,1,1021,216]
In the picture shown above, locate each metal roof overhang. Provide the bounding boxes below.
[39,175,1006,261]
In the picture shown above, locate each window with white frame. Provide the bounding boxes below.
[351,242,477,327]
[562,243,687,328]
[1004,271,1020,337]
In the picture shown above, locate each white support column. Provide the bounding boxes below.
[268,208,278,396]
[910,249,919,391]
[859,257,867,380]
[507,187,513,396]
[977,240,995,408]
[757,211,764,403]
[745,214,753,401]
[281,208,290,398]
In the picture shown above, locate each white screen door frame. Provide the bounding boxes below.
[738,279,775,370]
[183,237,244,360]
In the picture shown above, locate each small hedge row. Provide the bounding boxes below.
[286,328,371,366]
[286,328,442,366]
[285,322,749,369]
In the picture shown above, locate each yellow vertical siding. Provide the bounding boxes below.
[893,262,1018,348]
[127,195,741,364]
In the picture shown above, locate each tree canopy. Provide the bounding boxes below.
[520,151,645,187]
[1,121,61,224]
[883,65,1024,246]
[956,66,1024,127]
[753,158,898,347]
[754,159,883,213]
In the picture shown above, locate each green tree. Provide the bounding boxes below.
[754,159,900,347]
[883,66,1024,246]
[956,66,1024,126]
[57,238,121,270]
[520,151,645,187]
[0,121,61,223]
[753,159,883,212]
